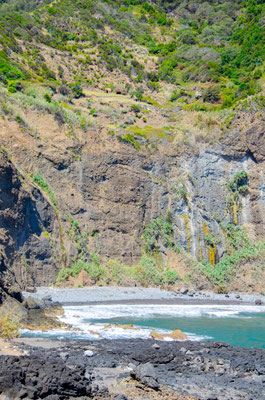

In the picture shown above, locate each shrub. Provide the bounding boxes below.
[143,217,174,253]
[72,84,83,98]
[179,30,196,45]
[203,86,221,103]
[138,255,164,285]
[130,104,141,114]
[164,269,179,284]
[0,311,20,339]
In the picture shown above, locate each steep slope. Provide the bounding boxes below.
[0,0,264,294]
[0,149,60,297]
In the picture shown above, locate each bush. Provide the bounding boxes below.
[203,86,221,103]
[164,269,179,284]
[0,311,20,339]
[138,255,164,285]
[179,30,196,45]
[143,217,174,253]
[72,84,83,99]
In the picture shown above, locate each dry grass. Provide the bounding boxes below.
[0,311,20,340]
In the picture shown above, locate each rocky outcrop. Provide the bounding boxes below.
[0,354,93,399]
[0,150,59,295]
[1,338,265,399]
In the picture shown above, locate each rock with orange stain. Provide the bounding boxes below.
[150,329,187,340]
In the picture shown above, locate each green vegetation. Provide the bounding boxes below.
[0,311,20,339]
[143,213,174,253]
[226,171,248,225]
[0,0,264,109]
[33,173,57,207]
[57,253,181,287]
[201,236,265,287]
[200,222,265,287]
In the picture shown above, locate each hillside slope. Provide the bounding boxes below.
[0,0,264,295]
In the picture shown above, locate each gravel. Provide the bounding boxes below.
[22,286,265,305]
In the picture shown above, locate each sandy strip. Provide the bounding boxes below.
[0,338,24,356]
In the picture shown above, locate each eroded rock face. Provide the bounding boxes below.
[0,119,264,286]
[64,140,265,265]
[0,151,59,294]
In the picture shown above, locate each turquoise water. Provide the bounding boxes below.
[91,312,265,349]
[22,303,265,349]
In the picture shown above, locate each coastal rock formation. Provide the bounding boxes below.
[0,150,59,297]
[1,338,264,399]
[0,118,264,290]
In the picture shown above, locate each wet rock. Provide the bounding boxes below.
[255,299,262,305]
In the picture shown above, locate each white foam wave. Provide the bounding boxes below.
[21,323,210,342]
[21,303,265,342]
[61,303,265,323]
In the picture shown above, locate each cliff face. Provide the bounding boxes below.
[0,114,264,292]
[64,124,265,265]
[0,150,59,298]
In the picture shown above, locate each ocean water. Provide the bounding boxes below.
[21,303,265,349]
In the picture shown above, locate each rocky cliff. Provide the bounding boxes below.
[0,105,264,292]
[0,150,59,298]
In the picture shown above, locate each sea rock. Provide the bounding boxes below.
[150,330,164,340]
[150,329,187,341]
[255,299,262,305]
[167,329,188,340]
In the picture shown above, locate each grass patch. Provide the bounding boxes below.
[33,173,57,207]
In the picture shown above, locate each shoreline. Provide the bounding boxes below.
[22,286,265,306]
[1,337,265,400]
[58,297,253,306]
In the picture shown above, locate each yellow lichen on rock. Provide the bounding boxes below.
[203,222,216,266]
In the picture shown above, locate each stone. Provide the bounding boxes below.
[181,289,189,295]
[150,329,187,341]
[150,330,164,340]
[84,350,94,357]
[168,329,188,340]
[255,299,262,305]
[25,287,36,293]
[23,296,44,310]
[131,363,159,390]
